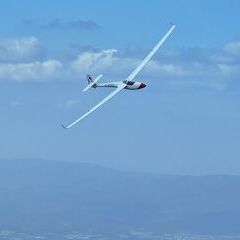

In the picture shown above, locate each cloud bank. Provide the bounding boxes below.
[0,36,240,90]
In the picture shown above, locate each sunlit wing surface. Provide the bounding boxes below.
[126,24,176,82]
[62,83,126,129]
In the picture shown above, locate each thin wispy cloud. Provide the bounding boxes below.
[224,41,240,57]
[65,99,82,109]
[24,19,101,32]
[10,100,24,107]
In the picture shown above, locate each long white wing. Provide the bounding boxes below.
[126,24,176,82]
[62,83,126,129]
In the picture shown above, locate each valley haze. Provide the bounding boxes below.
[0,159,240,239]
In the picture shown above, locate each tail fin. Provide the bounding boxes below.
[86,74,94,85]
[83,74,103,92]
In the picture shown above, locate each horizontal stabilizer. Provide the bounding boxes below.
[83,74,103,92]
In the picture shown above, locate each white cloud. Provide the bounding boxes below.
[218,63,240,77]
[68,43,240,90]
[224,41,240,56]
[0,37,45,63]
[145,61,195,77]
[0,60,63,81]
[71,49,117,74]
[0,35,239,90]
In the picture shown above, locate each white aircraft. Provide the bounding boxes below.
[62,24,176,129]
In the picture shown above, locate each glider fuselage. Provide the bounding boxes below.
[95,81,146,90]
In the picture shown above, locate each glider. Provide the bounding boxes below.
[62,24,176,129]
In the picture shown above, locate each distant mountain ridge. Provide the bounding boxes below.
[0,158,240,235]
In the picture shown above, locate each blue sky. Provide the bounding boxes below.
[0,0,240,175]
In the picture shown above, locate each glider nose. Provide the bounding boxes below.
[139,83,146,89]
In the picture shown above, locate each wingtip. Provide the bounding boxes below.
[61,123,68,129]
[169,21,176,27]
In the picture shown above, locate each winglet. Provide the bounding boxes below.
[61,123,69,129]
